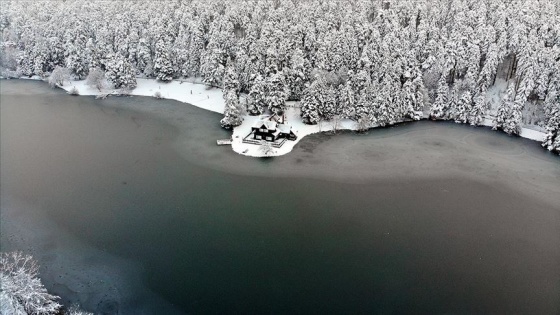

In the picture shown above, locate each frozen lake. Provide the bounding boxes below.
[1,80,559,314]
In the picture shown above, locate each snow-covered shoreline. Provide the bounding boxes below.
[7,77,546,157]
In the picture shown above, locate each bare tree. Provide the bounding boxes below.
[85,68,106,91]
[260,141,275,156]
[330,115,341,134]
[66,304,94,315]
[0,252,61,315]
[48,66,70,88]
[355,116,371,133]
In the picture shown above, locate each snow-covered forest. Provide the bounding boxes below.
[1,0,559,152]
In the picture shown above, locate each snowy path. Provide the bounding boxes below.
[59,78,546,157]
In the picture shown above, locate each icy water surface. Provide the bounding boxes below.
[1,80,559,314]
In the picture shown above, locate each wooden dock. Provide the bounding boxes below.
[217,139,232,146]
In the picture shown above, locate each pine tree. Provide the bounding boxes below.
[355,93,372,132]
[477,43,499,91]
[430,75,449,119]
[376,76,399,126]
[286,48,307,100]
[318,84,338,120]
[400,80,422,121]
[468,88,487,126]
[220,89,243,129]
[542,93,560,153]
[339,80,355,119]
[153,36,175,82]
[493,83,516,132]
[455,90,472,124]
[64,30,89,79]
[201,48,226,87]
[105,53,137,89]
[300,88,320,125]
[247,74,266,116]
[265,71,289,116]
[502,99,523,135]
[136,38,152,76]
[185,20,205,77]
[222,65,239,92]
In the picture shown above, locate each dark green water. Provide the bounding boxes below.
[1,80,559,314]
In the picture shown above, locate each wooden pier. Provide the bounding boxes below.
[216,139,232,146]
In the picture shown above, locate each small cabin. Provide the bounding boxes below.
[277,123,298,141]
[251,120,297,142]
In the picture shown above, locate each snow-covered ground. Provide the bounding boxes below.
[58,78,547,157]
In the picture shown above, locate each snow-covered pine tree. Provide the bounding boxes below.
[400,79,422,121]
[376,76,399,126]
[493,83,516,131]
[247,74,266,116]
[542,93,560,153]
[455,90,472,124]
[136,38,152,76]
[220,89,243,129]
[201,48,226,87]
[185,20,205,77]
[502,61,535,135]
[446,84,459,121]
[223,64,239,93]
[64,30,89,79]
[430,75,449,119]
[153,36,175,82]
[234,49,250,92]
[318,84,338,121]
[477,43,499,92]
[502,99,523,135]
[468,88,487,126]
[354,92,371,132]
[413,73,426,118]
[300,87,320,125]
[105,53,137,89]
[339,80,355,119]
[286,48,307,100]
[31,40,51,77]
[265,71,289,116]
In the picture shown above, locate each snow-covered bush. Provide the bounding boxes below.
[0,251,61,315]
[154,91,162,99]
[68,86,80,96]
[1,68,22,79]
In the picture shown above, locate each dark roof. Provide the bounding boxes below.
[252,120,277,130]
